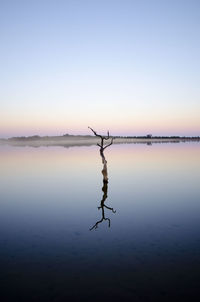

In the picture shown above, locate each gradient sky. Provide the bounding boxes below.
[1,0,200,137]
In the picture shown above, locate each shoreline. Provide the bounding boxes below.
[0,136,199,148]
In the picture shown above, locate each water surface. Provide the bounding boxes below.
[1,142,200,301]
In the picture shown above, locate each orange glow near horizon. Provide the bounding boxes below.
[1,109,200,137]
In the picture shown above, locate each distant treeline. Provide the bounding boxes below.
[5,134,200,141]
[114,135,200,139]
[7,135,92,140]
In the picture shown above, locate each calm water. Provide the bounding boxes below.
[0,142,200,301]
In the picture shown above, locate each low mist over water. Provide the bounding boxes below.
[1,142,200,301]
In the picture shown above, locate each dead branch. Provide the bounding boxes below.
[88,126,114,151]
[90,216,111,230]
[89,127,116,230]
[88,126,114,171]
[89,177,115,230]
[103,137,114,150]
[103,204,116,213]
[88,127,102,138]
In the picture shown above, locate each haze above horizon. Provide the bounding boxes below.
[1,0,200,138]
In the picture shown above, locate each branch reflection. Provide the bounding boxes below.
[90,174,116,230]
[88,127,116,230]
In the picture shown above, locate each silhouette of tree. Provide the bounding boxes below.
[88,126,114,182]
[88,127,116,230]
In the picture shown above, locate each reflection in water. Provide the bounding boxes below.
[1,143,200,301]
[88,127,116,230]
[90,174,116,230]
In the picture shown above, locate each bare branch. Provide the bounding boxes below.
[104,218,111,227]
[88,126,102,138]
[104,130,110,140]
[103,137,115,150]
[104,204,116,213]
[89,218,104,230]
[88,126,112,141]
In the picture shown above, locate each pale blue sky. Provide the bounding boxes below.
[1,0,200,137]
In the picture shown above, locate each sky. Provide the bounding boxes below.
[1,0,200,137]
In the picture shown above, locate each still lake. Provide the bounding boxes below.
[0,142,200,301]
